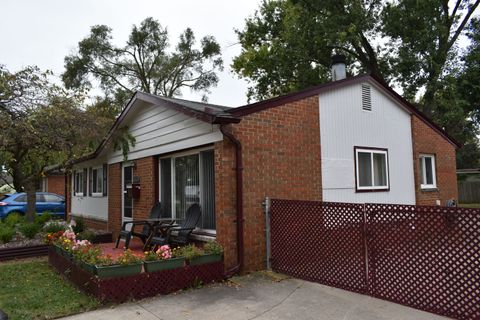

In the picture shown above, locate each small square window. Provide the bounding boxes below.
[355,147,389,191]
[419,154,436,189]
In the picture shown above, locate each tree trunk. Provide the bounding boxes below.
[24,181,36,223]
[10,163,25,193]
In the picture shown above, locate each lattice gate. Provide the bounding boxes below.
[269,199,367,293]
[269,199,480,320]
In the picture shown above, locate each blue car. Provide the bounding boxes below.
[0,192,65,219]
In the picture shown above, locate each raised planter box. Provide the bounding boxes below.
[0,244,49,261]
[144,257,185,272]
[79,261,96,274]
[0,233,112,262]
[95,263,143,279]
[190,254,222,266]
[48,247,224,302]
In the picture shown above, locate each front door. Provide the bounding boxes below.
[122,164,133,229]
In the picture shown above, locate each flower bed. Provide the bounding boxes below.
[48,247,224,302]
[48,230,225,301]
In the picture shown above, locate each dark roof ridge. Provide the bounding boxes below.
[228,74,460,148]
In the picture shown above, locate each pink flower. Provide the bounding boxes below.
[156,245,172,260]
[63,230,76,241]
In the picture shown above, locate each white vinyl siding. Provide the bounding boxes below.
[105,101,223,163]
[420,154,437,189]
[320,81,416,204]
[71,161,108,221]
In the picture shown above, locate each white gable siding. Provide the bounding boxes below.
[106,102,223,163]
[71,159,108,221]
[319,82,416,204]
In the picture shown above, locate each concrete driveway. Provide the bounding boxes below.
[61,273,448,320]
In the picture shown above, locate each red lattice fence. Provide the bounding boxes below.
[269,199,480,320]
[270,200,367,293]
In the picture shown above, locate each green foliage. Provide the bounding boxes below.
[204,241,224,255]
[172,244,203,261]
[233,0,389,101]
[35,211,53,226]
[63,17,223,107]
[73,246,102,264]
[0,260,99,319]
[0,65,111,221]
[19,222,42,239]
[116,249,141,265]
[43,221,68,234]
[76,230,96,242]
[72,216,86,234]
[112,126,136,161]
[4,212,26,227]
[234,0,480,168]
[0,224,15,243]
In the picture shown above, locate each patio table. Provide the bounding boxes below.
[143,218,184,249]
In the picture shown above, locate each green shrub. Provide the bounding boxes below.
[43,221,68,234]
[172,244,203,261]
[204,241,224,255]
[0,225,15,243]
[5,212,26,227]
[35,212,53,226]
[72,216,85,234]
[19,223,42,239]
[76,230,96,242]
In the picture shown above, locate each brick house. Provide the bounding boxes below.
[68,71,459,273]
[40,170,66,197]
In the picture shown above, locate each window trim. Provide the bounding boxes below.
[91,166,104,197]
[354,146,390,192]
[158,146,216,234]
[73,170,85,197]
[419,154,437,190]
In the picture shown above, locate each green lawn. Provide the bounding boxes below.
[0,258,99,320]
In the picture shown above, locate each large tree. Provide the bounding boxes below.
[233,0,479,107]
[0,66,107,221]
[63,17,223,108]
[233,0,480,168]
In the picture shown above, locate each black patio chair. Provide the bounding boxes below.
[147,203,201,249]
[115,202,165,250]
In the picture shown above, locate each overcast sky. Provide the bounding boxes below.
[0,0,262,107]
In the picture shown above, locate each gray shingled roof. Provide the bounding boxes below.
[141,93,231,115]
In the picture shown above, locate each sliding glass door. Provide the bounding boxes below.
[159,149,215,231]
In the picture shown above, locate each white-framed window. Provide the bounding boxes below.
[91,167,103,196]
[355,147,389,191]
[159,147,215,232]
[419,154,437,189]
[74,170,85,196]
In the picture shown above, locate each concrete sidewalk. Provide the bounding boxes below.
[61,273,448,320]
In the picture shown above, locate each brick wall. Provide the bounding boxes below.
[71,215,108,230]
[107,158,157,239]
[132,157,157,221]
[108,163,122,237]
[215,96,323,272]
[47,175,65,196]
[214,136,238,270]
[411,116,458,205]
